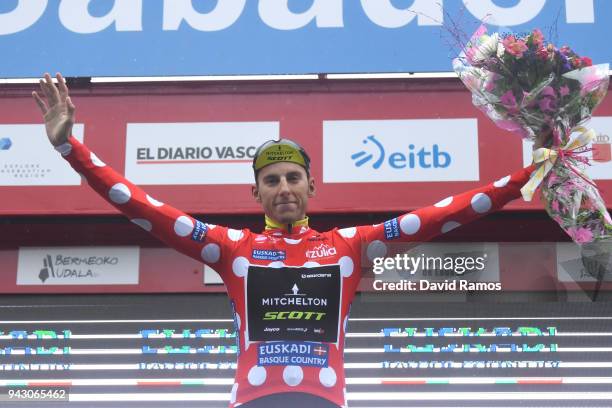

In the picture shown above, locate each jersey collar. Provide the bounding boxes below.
[264,215,309,234]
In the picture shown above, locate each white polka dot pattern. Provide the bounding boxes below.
[109,183,131,204]
[339,256,354,278]
[338,227,356,238]
[471,193,492,213]
[60,137,535,408]
[227,229,244,242]
[441,221,461,234]
[283,365,303,387]
[230,383,238,404]
[130,218,152,232]
[247,366,266,386]
[268,261,284,269]
[146,195,164,207]
[232,257,249,277]
[434,196,453,207]
[90,152,106,167]
[284,238,301,244]
[494,175,511,188]
[173,216,194,237]
[367,240,387,260]
[319,367,337,387]
[400,214,420,235]
[201,243,221,263]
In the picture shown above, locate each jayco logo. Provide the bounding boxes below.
[351,135,451,170]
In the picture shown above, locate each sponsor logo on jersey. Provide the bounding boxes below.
[306,243,337,259]
[257,341,328,367]
[263,311,326,321]
[247,264,341,343]
[252,249,286,261]
[300,272,333,279]
[263,327,280,332]
[287,327,308,333]
[384,218,401,240]
[261,283,328,307]
[191,220,208,242]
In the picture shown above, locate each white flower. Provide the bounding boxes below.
[472,33,500,63]
[497,42,505,58]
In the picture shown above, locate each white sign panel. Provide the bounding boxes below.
[522,117,612,181]
[204,265,224,285]
[125,122,279,185]
[323,119,479,183]
[0,124,84,186]
[17,247,140,285]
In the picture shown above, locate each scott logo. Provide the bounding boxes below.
[263,311,326,321]
[351,135,451,170]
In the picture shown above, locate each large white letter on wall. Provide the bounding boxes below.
[163,0,246,31]
[361,0,442,28]
[0,0,47,35]
[463,0,546,26]
[258,0,343,30]
[59,0,142,33]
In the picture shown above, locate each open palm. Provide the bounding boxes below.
[32,73,75,147]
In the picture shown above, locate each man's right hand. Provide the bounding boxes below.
[32,73,75,147]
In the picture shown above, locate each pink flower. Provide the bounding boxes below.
[531,29,544,48]
[551,200,560,212]
[541,86,556,98]
[539,97,556,112]
[484,73,500,92]
[503,35,528,58]
[559,86,570,97]
[536,48,549,60]
[567,227,594,244]
[500,90,518,111]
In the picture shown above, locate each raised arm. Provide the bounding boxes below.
[353,165,535,248]
[332,163,536,269]
[32,73,239,274]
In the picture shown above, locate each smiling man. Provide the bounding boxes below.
[34,73,535,408]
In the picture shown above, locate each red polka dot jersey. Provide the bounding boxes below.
[57,136,535,407]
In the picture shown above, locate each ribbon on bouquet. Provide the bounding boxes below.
[521,126,597,201]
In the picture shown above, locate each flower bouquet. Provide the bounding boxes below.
[453,25,611,252]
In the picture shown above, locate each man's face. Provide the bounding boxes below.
[252,162,315,225]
